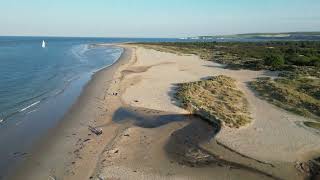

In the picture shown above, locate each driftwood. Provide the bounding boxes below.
[88,126,103,135]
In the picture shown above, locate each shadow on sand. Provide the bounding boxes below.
[112,106,280,179]
[112,106,187,128]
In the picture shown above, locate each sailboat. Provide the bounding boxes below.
[42,40,46,48]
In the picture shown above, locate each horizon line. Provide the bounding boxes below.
[1,31,319,39]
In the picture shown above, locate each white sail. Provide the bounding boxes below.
[42,40,46,48]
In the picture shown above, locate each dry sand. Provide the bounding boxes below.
[122,46,320,162]
[10,45,320,180]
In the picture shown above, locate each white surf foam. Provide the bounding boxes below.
[19,101,40,112]
[71,44,89,62]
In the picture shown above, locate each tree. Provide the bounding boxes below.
[310,56,320,67]
[264,54,285,68]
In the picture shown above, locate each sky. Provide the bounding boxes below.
[0,0,319,37]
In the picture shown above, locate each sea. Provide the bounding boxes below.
[0,36,179,177]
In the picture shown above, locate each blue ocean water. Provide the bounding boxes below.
[0,36,180,177]
[0,38,122,122]
[0,37,179,123]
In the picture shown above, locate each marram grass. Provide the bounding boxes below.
[175,75,251,128]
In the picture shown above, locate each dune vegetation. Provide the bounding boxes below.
[249,76,320,120]
[304,121,320,130]
[175,75,251,128]
[134,41,320,72]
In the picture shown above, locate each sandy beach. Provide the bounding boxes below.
[10,45,320,180]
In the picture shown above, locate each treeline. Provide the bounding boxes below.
[219,41,320,67]
[142,41,320,68]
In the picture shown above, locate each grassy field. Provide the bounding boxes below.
[175,75,251,128]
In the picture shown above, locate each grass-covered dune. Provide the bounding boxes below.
[249,76,320,120]
[175,75,251,128]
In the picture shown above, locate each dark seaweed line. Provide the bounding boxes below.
[216,140,275,167]
[196,145,283,180]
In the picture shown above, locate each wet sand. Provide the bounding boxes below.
[10,45,132,180]
[10,45,320,180]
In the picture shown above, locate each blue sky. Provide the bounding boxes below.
[0,0,319,37]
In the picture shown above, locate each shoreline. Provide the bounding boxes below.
[9,44,320,180]
[0,43,124,178]
[9,45,132,179]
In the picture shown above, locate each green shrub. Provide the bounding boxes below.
[134,41,320,73]
[264,54,285,68]
[310,56,320,67]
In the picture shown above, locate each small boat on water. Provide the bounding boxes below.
[42,40,46,48]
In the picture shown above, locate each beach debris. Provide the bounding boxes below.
[88,126,103,135]
[254,127,263,132]
[124,134,130,137]
[98,175,105,180]
[110,149,119,154]
[295,160,320,178]
[48,175,56,180]
[12,152,28,158]
[295,161,312,175]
